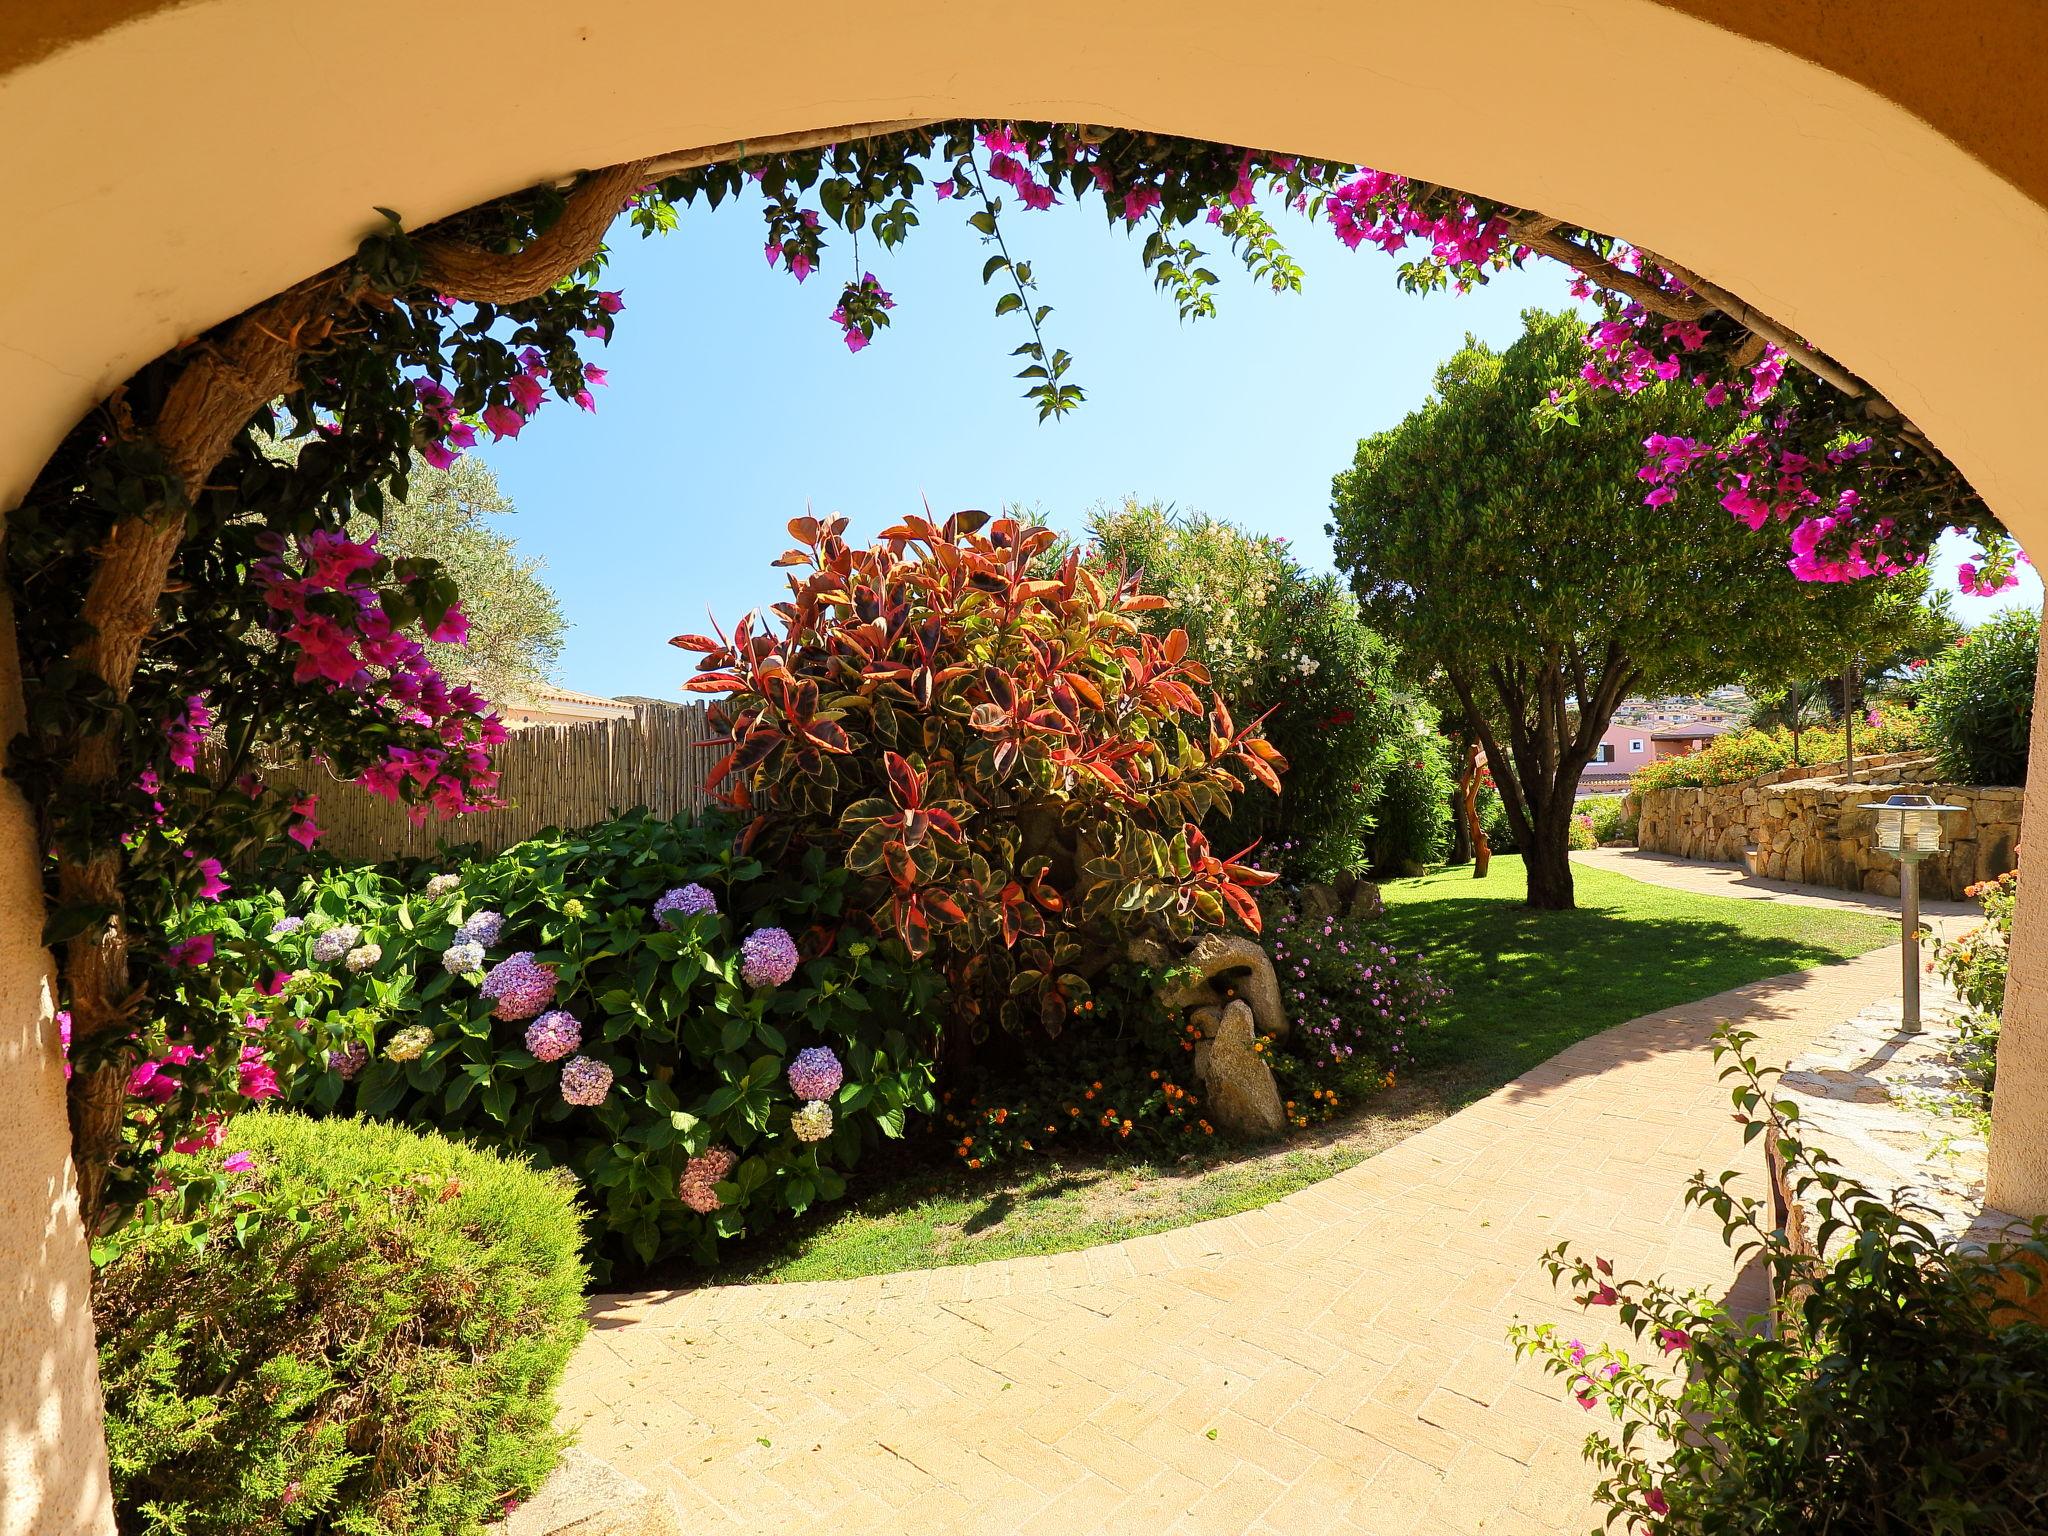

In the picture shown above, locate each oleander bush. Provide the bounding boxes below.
[95,1112,586,1535]
[202,808,944,1266]
[1369,729,1456,872]
[1920,610,2038,785]
[1511,1028,2048,1534]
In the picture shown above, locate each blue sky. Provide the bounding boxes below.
[472,191,2035,700]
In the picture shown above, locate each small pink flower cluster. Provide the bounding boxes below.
[830,273,895,354]
[1324,169,1513,274]
[480,952,557,1021]
[677,1145,737,1213]
[251,527,506,826]
[163,693,212,772]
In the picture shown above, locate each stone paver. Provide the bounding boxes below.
[560,878,1916,1535]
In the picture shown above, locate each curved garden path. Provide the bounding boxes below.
[560,904,1909,1534]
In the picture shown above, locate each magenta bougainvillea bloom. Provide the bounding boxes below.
[559,1055,613,1107]
[524,1010,582,1063]
[652,883,718,924]
[787,1046,843,1102]
[236,1045,282,1101]
[222,1151,256,1175]
[480,951,557,1021]
[165,934,215,968]
[677,1145,737,1213]
[791,1100,834,1143]
[740,927,800,988]
[328,1041,369,1080]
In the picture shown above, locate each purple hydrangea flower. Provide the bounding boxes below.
[559,1055,613,1107]
[328,1041,368,1079]
[791,1100,834,1143]
[653,884,718,924]
[787,1046,843,1102]
[479,951,557,1021]
[311,924,360,963]
[678,1145,737,1213]
[740,926,800,988]
[269,915,304,938]
[455,909,505,948]
[525,1010,582,1063]
[344,942,382,974]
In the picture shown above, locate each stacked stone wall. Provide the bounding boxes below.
[1636,754,2020,899]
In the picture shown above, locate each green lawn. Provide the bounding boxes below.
[680,855,1894,1289]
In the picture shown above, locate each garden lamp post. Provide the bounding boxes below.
[1862,794,1960,1032]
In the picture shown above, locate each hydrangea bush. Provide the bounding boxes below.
[199,809,943,1266]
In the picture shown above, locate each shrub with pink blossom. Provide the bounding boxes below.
[225,808,942,1269]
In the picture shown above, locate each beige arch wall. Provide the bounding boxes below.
[5,3,2048,1531]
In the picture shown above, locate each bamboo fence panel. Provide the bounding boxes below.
[268,702,719,862]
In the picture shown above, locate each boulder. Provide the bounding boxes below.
[1193,1000,1286,1139]
[1156,932,1288,1040]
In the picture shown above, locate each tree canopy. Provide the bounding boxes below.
[1329,309,1934,907]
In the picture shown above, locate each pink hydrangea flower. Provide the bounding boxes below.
[525,1011,582,1063]
[740,927,800,988]
[328,1041,369,1079]
[678,1145,737,1213]
[480,951,557,1021]
[787,1046,843,1102]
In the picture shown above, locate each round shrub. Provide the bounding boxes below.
[207,808,944,1266]
[95,1112,586,1535]
[1919,610,2037,785]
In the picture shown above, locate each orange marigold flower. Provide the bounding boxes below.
[968,1158,982,1169]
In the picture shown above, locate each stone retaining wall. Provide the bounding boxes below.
[1637,754,2020,899]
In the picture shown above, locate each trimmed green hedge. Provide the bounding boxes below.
[96,1112,587,1535]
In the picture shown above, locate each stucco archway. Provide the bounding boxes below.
[6,4,2048,1531]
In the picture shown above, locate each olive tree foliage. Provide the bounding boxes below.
[1329,311,1927,909]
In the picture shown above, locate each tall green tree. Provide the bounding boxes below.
[1087,498,1408,881]
[1329,310,1932,909]
[362,457,564,703]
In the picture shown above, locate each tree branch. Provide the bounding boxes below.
[1509,219,1712,323]
[417,159,655,305]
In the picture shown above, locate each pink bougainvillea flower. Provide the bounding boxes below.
[482,402,525,440]
[1656,1327,1691,1354]
[193,857,230,901]
[1587,1283,1619,1307]
[427,605,469,645]
[223,1152,256,1174]
[165,934,215,968]
[1644,1488,1670,1516]
[288,795,322,850]
[237,1044,282,1101]
[172,1113,225,1155]
[597,290,625,314]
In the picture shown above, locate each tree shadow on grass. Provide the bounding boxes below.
[1377,886,1890,1103]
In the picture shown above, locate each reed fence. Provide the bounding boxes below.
[269,702,719,862]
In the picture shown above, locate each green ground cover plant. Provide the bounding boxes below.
[95,1112,587,1536]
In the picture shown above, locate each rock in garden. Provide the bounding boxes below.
[1194,1000,1286,1140]
[1158,932,1289,1040]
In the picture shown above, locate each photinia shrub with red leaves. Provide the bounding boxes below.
[676,511,1285,1045]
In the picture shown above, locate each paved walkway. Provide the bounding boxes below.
[558,878,1925,1534]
